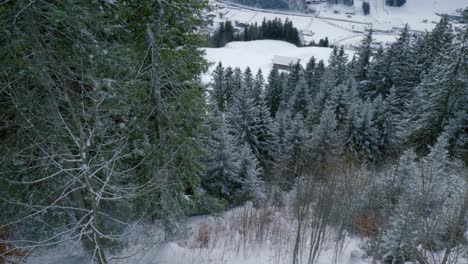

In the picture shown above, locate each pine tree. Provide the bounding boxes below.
[237,143,265,204]
[407,29,468,154]
[204,114,241,200]
[233,67,243,92]
[227,75,277,171]
[354,28,373,82]
[372,94,402,158]
[329,82,353,129]
[284,62,303,102]
[254,92,279,172]
[252,69,265,104]
[227,86,259,149]
[363,46,391,99]
[288,76,312,119]
[416,17,453,76]
[309,59,326,99]
[0,0,210,260]
[265,66,283,117]
[282,114,310,185]
[308,70,337,125]
[305,56,316,89]
[388,25,420,108]
[382,137,466,263]
[212,62,226,111]
[443,111,468,162]
[224,66,235,108]
[345,99,380,161]
[364,26,417,102]
[328,46,349,85]
[363,1,370,15]
[309,105,342,170]
[243,67,254,93]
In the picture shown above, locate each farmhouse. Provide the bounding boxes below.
[272,56,300,70]
[306,0,326,4]
[206,12,217,20]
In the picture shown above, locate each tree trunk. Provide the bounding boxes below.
[441,188,468,264]
[146,0,165,140]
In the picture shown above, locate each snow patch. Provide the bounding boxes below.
[202,40,355,83]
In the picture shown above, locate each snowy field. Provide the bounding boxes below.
[211,0,466,45]
[202,40,356,83]
[314,0,466,32]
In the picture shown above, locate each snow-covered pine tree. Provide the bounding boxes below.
[372,94,402,159]
[415,17,453,77]
[329,78,358,130]
[382,135,467,263]
[233,67,243,92]
[226,84,259,149]
[227,71,277,172]
[363,1,370,15]
[380,150,420,263]
[253,90,279,173]
[385,0,406,7]
[425,133,468,263]
[237,143,265,204]
[305,56,316,89]
[309,105,342,172]
[0,0,210,260]
[363,46,390,99]
[224,66,235,108]
[282,114,311,185]
[288,76,312,119]
[284,62,303,103]
[443,111,468,162]
[212,62,226,111]
[309,59,326,99]
[345,99,380,161]
[252,69,265,104]
[387,25,421,108]
[308,70,338,125]
[407,29,468,154]
[265,66,284,117]
[354,28,373,82]
[204,113,241,201]
[243,67,254,93]
[328,46,349,85]
[277,71,293,114]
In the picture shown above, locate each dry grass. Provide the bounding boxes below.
[0,228,27,264]
[352,212,383,237]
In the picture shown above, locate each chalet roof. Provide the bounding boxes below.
[272,55,300,66]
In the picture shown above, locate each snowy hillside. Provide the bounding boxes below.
[314,0,467,31]
[202,40,355,82]
[210,0,466,47]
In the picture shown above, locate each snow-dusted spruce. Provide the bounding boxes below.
[202,17,467,263]
[1,1,467,263]
[203,111,241,201]
[0,0,209,263]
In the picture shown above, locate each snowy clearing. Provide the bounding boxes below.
[202,40,356,83]
[27,205,370,264]
[28,203,468,264]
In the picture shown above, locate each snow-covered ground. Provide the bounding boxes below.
[27,203,468,264]
[210,0,466,46]
[202,40,356,83]
[27,204,370,264]
[136,206,369,264]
